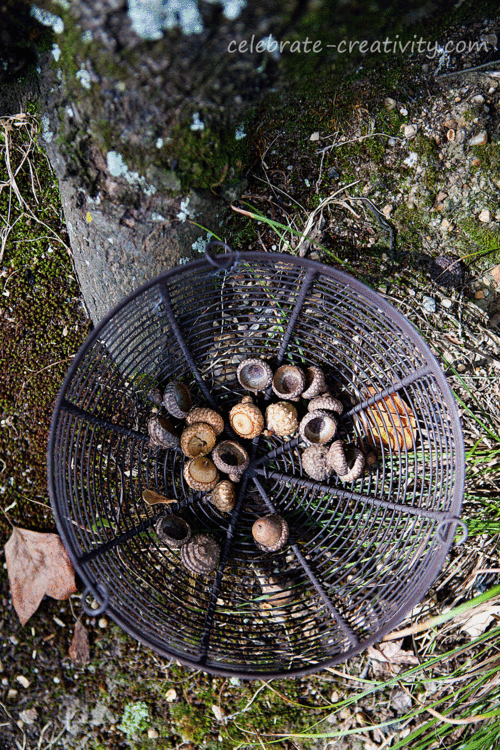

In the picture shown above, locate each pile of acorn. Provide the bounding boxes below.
[147,357,367,576]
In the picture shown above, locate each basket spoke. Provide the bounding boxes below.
[252,476,359,647]
[276,268,316,365]
[60,400,149,441]
[158,280,220,412]
[253,468,447,520]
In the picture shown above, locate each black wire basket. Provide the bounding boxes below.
[48,248,466,679]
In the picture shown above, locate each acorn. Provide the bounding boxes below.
[208,480,236,513]
[265,402,298,437]
[237,358,273,393]
[299,410,337,445]
[229,396,264,439]
[272,364,306,401]
[147,387,163,405]
[148,415,180,449]
[327,441,365,482]
[155,515,191,548]
[301,444,330,481]
[180,422,217,458]
[302,365,327,399]
[183,456,219,492]
[252,515,289,552]
[185,407,224,436]
[212,440,249,482]
[308,393,343,415]
[163,381,192,419]
[180,533,220,575]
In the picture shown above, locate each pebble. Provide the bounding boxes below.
[309,131,320,141]
[7,689,18,700]
[165,688,177,702]
[479,208,491,223]
[98,617,108,628]
[471,95,485,105]
[422,296,436,313]
[475,290,485,299]
[469,131,488,146]
[16,676,30,689]
[384,97,396,110]
[441,298,453,309]
[457,363,467,373]
[19,708,37,725]
[404,124,418,138]
[148,729,159,739]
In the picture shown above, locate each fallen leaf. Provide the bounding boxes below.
[368,640,419,676]
[69,620,90,665]
[142,489,177,506]
[363,388,417,451]
[4,527,77,626]
[456,606,500,638]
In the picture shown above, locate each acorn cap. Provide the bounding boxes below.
[155,515,191,548]
[265,402,298,437]
[180,533,220,575]
[183,456,219,491]
[209,480,236,513]
[180,422,217,458]
[212,440,249,479]
[229,398,264,439]
[302,365,327,399]
[237,358,273,392]
[148,415,180,449]
[163,381,192,419]
[308,393,343,415]
[185,407,224,436]
[272,365,306,401]
[326,439,349,476]
[301,444,330,481]
[252,515,289,552]
[299,410,337,445]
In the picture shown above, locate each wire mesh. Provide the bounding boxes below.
[48,251,465,678]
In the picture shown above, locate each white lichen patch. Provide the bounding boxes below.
[106,151,157,194]
[81,30,93,42]
[151,212,167,222]
[51,44,61,62]
[403,152,419,167]
[235,124,246,140]
[177,197,194,222]
[206,0,247,21]
[76,68,91,90]
[128,0,203,39]
[156,138,163,149]
[260,34,280,59]
[30,6,64,34]
[192,232,214,253]
[41,115,54,143]
[190,113,205,131]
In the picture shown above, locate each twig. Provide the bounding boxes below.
[295,180,362,256]
[436,61,500,79]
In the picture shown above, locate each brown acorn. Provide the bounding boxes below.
[299,410,337,445]
[252,515,289,552]
[229,396,264,439]
[155,515,191,548]
[148,415,180,449]
[212,440,249,481]
[308,393,343,415]
[272,364,306,401]
[302,365,327,399]
[209,480,236,513]
[237,358,273,392]
[301,444,330,481]
[327,441,365,482]
[183,456,219,492]
[185,407,224,436]
[163,381,192,419]
[180,422,217,458]
[180,533,220,575]
[265,402,298,437]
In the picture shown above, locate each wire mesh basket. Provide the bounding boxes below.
[48,249,465,679]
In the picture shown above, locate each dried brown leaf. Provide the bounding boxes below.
[4,527,77,626]
[364,388,417,450]
[142,489,177,506]
[69,620,90,665]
